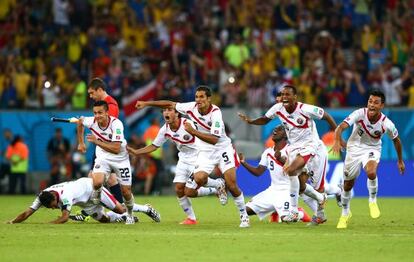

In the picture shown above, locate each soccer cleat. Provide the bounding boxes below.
[115,215,139,223]
[307,214,327,226]
[281,210,299,223]
[239,213,250,228]
[336,212,352,229]
[180,218,197,225]
[269,212,279,223]
[216,178,228,206]
[125,215,136,225]
[69,211,90,222]
[369,202,381,219]
[145,204,161,222]
[298,207,311,223]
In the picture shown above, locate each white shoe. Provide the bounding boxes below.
[318,193,328,208]
[216,178,228,205]
[125,215,135,225]
[239,213,250,228]
[281,210,299,223]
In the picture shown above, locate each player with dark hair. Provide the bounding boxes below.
[7,177,154,224]
[238,84,339,223]
[128,107,220,225]
[239,125,311,223]
[332,89,405,229]
[135,85,250,227]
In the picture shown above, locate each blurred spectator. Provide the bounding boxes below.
[71,73,87,109]
[46,128,70,185]
[5,135,29,194]
[0,129,13,193]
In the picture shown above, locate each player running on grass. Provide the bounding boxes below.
[331,90,405,229]
[135,85,250,228]
[7,177,160,224]
[239,125,311,223]
[76,100,145,224]
[128,107,222,225]
[239,85,339,223]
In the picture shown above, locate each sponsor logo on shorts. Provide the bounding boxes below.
[297,118,303,124]
[208,121,212,126]
[369,152,374,158]
[374,131,381,136]
[95,164,100,169]
[109,134,112,139]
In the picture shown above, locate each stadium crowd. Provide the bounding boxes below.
[1,0,414,110]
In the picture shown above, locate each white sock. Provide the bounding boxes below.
[125,195,134,215]
[302,194,318,214]
[197,187,217,197]
[106,211,123,222]
[304,184,324,203]
[178,196,196,220]
[133,203,149,213]
[205,177,220,188]
[233,193,247,216]
[289,176,299,212]
[341,190,352,216]
[367,177,378,203]
[325,183,341,196]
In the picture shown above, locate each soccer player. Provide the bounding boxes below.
[127,107,221,225]
[7,177,145,224]
[331,90,405,229]
[239,125,311,223]
[238,85,339,222]
[135,86,250,227]
[73,78,124,222]
[77,101,136,224]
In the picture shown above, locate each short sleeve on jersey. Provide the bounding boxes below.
[152,125,167,147]
[258,149,269,167]
[111,119,125,142]
[384,118,399,139]
[300,103,324,120]
[210,110,224,137]
[82,116,95,129]
[344,108,364,126]
[176,102,196,115]
[264,103,282,119]
[30,197,42,211]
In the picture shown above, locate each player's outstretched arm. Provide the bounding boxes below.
[50,210,70,224]
[392,136,405,174]
[331,122,349,155]
[238,112,271,125]
[77,117,86,153]
[135,100,176,110]
[8,208,36,224]
[322,111,338,131]
[239,153,266,176]
[127,144,158,156]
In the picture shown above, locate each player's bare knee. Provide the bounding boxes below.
[120,186,132,199]
[366,171,377,180]
[107,174,118,186]
[228,185,241,197]
[343,180,354,191]
[184,187,197,197]
[194,174,207,186]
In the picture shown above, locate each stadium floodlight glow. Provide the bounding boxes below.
[228,76,235,84]
[44,81,51,88]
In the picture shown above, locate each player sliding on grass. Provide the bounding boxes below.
[128,107,221,225]
[331,90,405,229]
[135,86,249,228]
[7,177,160,224]
[239,125,311,223]
[239,85,339,223]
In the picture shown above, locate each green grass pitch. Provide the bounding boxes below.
[1,196,413,262]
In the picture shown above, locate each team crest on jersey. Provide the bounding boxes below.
[109,134,112,139]
[183,135,190,140]
[208,121,212,126]
[297,118,304,124]
[374,131,381,136]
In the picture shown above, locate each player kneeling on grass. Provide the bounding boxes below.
[7,177,160,224]
[239,125,311,223]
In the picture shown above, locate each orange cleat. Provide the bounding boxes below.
[298,207,311,223]
[180,218,197,225]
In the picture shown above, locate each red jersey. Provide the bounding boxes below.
[104,95,119,118]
